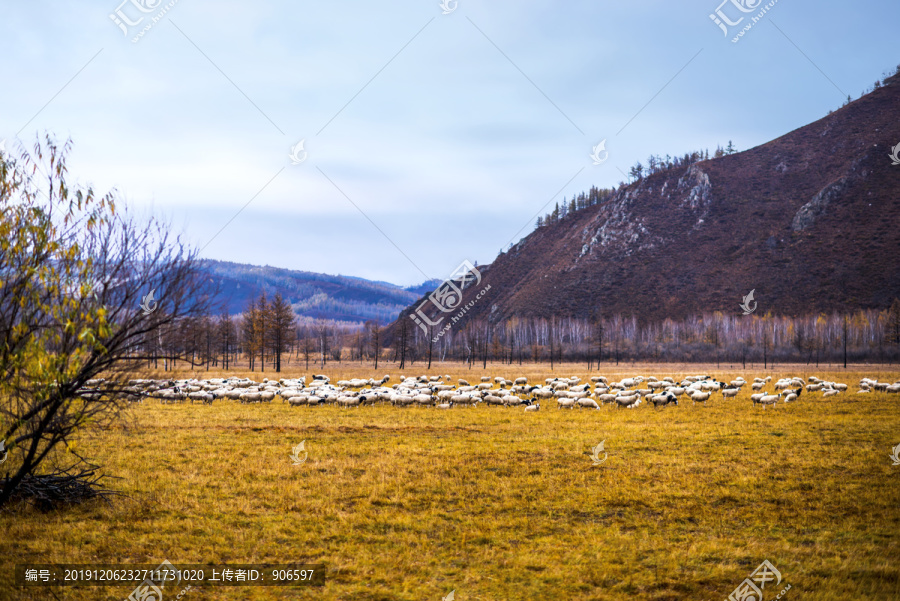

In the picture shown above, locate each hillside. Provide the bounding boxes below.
[397,72,900,327]
[200,260,424,324]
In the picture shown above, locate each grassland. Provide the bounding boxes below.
[2,363,899,600]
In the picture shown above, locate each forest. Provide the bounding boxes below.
[139,294,900,371]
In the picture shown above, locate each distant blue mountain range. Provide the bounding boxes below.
[199,259,440,325]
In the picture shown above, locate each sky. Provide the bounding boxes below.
[1,0,897,287]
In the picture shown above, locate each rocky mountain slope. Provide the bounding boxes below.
[398,72,900,327]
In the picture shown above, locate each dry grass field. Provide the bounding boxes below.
[2,362,899,600]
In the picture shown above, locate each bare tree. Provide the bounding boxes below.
[218,311,236,370]
[318,320,329,368]
[549,318,555,370]
[356,330,365,362]
[426,323,435,369]
[397,318,410,370]
[888,299,900,364]
[330,325,343,362]
[592,316,604,370]
[300,325,313,370]
[842,315,849,368]
[0,136,211,508]
[367,320,381,370]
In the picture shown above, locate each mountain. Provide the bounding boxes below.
[199,260,422,324]
[396,71,900,327]
[404,279,444,297]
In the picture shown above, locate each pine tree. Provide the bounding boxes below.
[269,293,295,372]
[629,161,643,181]
[256,293,269,371]
[241,301,258,371]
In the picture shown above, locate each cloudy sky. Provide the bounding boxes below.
[1,0,896,286]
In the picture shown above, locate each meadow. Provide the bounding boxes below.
[2,363,899,600]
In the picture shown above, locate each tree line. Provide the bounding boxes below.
[534,144,740,231]
[392,305,900,369]
[136,298,900,372]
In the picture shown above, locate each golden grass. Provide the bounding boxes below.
[2,363,899,600]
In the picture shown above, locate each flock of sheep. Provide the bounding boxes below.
[81,373,900,411]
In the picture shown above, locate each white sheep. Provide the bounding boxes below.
[782,388,801,403]
[690,391,711,404]
[504,396,526,407]
[451,394,478,407]
[577,398,601,410]
[615,394,640,408]
[757,393,781,409]
[414,394,434,406]
[650,392,677,407]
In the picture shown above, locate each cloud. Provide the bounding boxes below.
[1,0,897,285]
